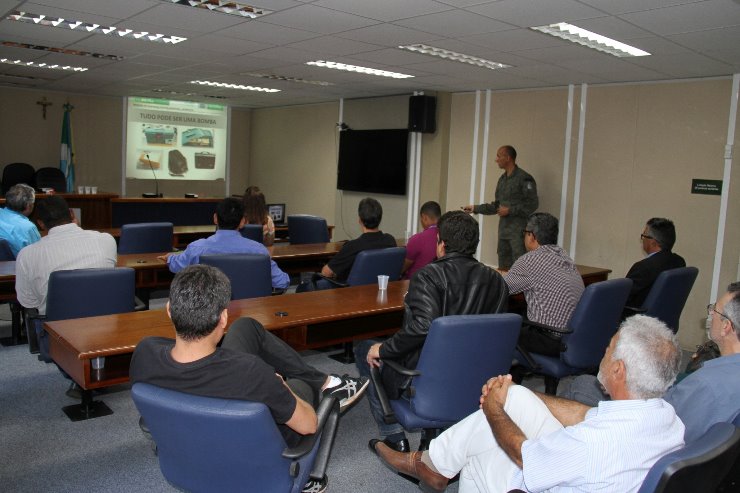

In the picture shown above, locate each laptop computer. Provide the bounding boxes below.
[267,203,286,226]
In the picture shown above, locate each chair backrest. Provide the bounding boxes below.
[561,278,633,369]
[641,267,699,333]
[346,247,406,286]
[200,254,272,300]
[239,224,264,243]
[33,167,67,192]
[287,215,329,244]
[118,222,174,254]
[131,382,309,493]
[411,313,522,422]
[0,239,15,260]
[45,268,136,321]
[1,162,35,195]
[637,422,740,493]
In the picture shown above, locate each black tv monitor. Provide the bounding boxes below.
[337,129,408,196]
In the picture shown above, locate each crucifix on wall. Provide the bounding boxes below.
[37,96,52,119]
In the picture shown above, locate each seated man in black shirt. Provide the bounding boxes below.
[130,264,368,493]
[320,197,396,283]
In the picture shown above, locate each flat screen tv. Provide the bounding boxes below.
[337,129,408,196]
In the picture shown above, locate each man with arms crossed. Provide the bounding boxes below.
[373,315,684,493]
[463,145,538,269]
[130,265,368,493]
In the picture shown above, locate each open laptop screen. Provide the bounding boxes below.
[267,203,286,225]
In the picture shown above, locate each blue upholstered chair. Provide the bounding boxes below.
[515,278,633,394]
[118,222,174,254]
[33,167,67,192]
[240,224,264,243]
[1,162,35,195]
[371,314,521,445]
[287,215,329,244]
[625,266,699,333]
[637,422,740,493]
[132,382,340,493]
[199,254,273,300]
[0,239,15,260]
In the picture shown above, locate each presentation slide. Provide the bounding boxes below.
[125,97,228,181]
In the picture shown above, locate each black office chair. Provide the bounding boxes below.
[200,254,273,300]
[0,239,14,260]
[287,215,330,244]
[118,222,174,254]
[240,224,264,243]
[1,162,35,195]
[624,266,698,333]
[515,278,633,394]
[33,167,67,192]
[26,267,136,420]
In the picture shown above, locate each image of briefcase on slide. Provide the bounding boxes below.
[195,151,216,169]
[168,149,188,176]
[182,128,213,147]
[142,124,177,145]
[137,150,162,170]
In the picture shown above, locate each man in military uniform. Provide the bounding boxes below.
[464,145,538,269]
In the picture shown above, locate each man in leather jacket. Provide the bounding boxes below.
[355,210,509,453]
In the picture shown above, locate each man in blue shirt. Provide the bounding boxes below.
[0,183,40,257]
[159,197,289,290]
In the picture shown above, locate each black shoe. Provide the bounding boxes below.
[369,437,410,454]
[302,475,327,493]
[66,382,82,400]
[323,374,369,412]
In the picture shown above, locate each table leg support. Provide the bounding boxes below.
[62,389,114,422]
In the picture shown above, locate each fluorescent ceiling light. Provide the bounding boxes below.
[398,44,512,70]
[244,72,334,86]
[530,22,650,58]
[160,0,273,19]
[0,57,88,71]
[1,40,123,60]
[152,88,227,100]
[189,80,280,92]
[306,60,413,79]
[6,11,187,44]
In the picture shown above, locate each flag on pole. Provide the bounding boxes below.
[60,103,75,193]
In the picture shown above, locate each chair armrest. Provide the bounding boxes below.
[369,367,398,425]
[282,395,339,460]
[134,297,147,312]
[272,288,287,296]
[622,305,646,316]
[382,359,421,377]
[525,319,573,335]
[311,273,348,289]
[24,307,43,321]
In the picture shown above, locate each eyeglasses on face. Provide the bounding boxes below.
[707,303,731,323]
[640,233,654,240]
[523,229,533,236]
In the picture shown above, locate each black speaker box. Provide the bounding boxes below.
[408,95,436,133]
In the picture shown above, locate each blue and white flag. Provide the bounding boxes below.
[60,103,75,192]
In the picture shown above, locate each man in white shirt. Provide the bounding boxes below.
[372,315,685,493]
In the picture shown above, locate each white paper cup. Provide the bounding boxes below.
[377,275,389,290]
[84,186,92,194]
[78,186,84,194]
[91,186,98,194]
[91,356,105,370]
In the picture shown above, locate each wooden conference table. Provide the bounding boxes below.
[44,265,611,395]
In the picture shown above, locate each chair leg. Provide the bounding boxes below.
[328,342,355,364]
[419,428,441,451]
[544,376,559,395]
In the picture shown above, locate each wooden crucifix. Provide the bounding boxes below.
[37,97,52,119]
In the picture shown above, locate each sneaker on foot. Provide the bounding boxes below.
[324,374,369,411]
[302,475,328,493]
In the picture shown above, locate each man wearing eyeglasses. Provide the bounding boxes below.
[626,218,685,308]
[563,282,740,443]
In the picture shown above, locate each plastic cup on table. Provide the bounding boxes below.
[377,275,389,290]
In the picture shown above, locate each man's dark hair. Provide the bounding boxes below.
[169,265,231,341]
[359,197,383,229]
[5,184,35,213]
[420,201,441,220]
[725,282,740,338]
[216,197,245,230]
[646,218,676,251]
[35,195,72,230]
[501,145,517,161]
[438,210,479,255]
[526,212,558,246]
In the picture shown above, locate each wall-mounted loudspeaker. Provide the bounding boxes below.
[408,95,436,134]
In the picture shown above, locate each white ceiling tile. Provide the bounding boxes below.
[27,0,155,19]
[577,0,709,16]
[394,9,514,37]
[345,47,433,66]
[285,35,382,57]
[467,0,605,28]
[628,51,735,77]
[185,34,273,55]
[619,0,740,35]
[512,44,608,63]
[334,23,442,46]
[128,3,247,33]
[219,21,320,44]
[313,0,451,22]
[559,57,670,81]
[461,28,565,52]
[569,15,656,40]
[667,25,740,52]
[259,4,379,34]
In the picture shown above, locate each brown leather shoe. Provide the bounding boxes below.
[372,442,449,492]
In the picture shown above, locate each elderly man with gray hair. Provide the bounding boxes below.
[373,315,685,493]
[0,183,40,257]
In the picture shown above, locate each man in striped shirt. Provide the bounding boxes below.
[373,315,684,493]
[505,212,584,356]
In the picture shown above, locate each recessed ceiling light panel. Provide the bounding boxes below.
[530,22,650,58]
[0,57,88,71]
[189,80,280,92]
[398,44,512,70]
[160,0,273,19]
[1,40,123,60]
[243,72,334,86]
[6,11,187,44]
[306,60,413,79]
